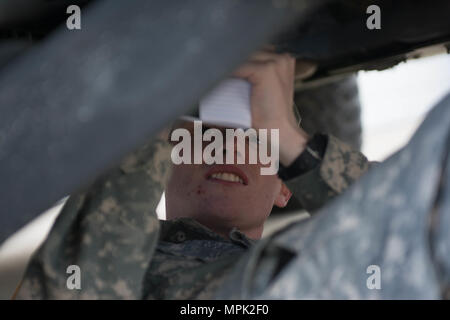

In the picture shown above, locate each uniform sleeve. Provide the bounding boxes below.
[284,135,371,213]
[14,132,172,299]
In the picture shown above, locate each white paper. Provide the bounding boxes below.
[199,78,252,128]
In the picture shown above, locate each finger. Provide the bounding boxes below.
[249,51,279,62]
[232,61,268,83]
[295,60,317,80]
[251,52,296,82]
[261,44,276,52]
[234,53,295,75]
[250,51,295,68]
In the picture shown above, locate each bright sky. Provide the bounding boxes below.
[359,53,450,161]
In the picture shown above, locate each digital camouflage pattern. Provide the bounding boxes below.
[14,126,370,299]
[283,134,370,212]
[216,93,450,299]
[15,131,173,299]
[15,92,450,300]
[142,218,254,299]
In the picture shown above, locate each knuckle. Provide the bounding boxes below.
[263,60,277,73]
[282,52,292,60]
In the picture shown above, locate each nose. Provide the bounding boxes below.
[222,140,245,163]
[221,135,247,164]
[202,135,246,165]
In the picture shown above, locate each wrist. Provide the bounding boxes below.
[279,125,309,166]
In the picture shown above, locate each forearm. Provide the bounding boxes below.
[15,132,172,299]
[281,134,371,212]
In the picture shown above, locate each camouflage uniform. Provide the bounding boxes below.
[14,125,368,299]
[15,94,450,299]
[216,94,450,299]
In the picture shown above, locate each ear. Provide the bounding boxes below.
[273,182,292,208]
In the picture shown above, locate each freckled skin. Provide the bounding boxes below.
[165,125,291,240]
[166,52,311,239]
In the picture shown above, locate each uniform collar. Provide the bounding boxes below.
[159,218,256,248]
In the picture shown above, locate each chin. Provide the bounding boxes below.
[195,202,244,223]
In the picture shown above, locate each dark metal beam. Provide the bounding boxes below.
[276,0,450,80]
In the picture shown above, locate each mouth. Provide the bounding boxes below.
[205,165,249,186]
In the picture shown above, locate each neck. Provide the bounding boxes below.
[193,218,263,240]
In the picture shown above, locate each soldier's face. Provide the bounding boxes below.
[165,123,292,239]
